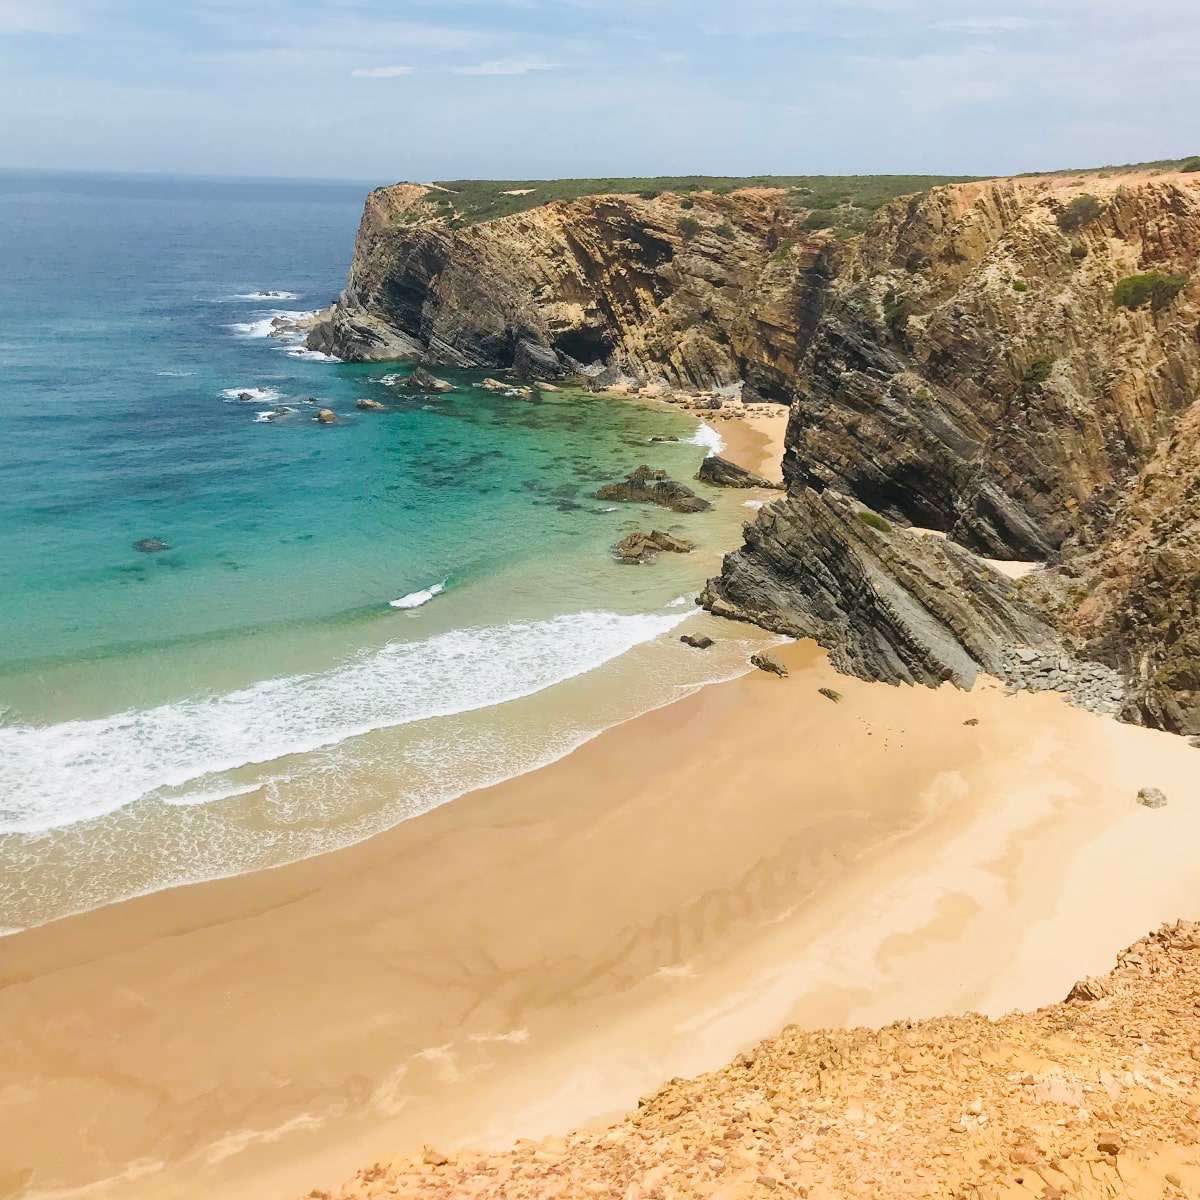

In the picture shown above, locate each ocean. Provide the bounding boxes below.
[0,170,766,930]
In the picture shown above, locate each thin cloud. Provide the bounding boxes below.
[453,56,559,75]
[0,0,79,34]
[351,64,415,78]
[933,17,1044,33]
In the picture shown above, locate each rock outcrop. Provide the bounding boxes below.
[695,454,779,489]
[702,491,1056,689]
[613,530,696,564]
[596,467,712,513]
[308,185,835,396]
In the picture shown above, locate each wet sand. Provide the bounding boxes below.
[5,407,1200,1200]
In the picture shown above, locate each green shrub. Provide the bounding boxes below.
[1058,194,1105,232]
[714,222,734,238]
[771,238,795,263]
[677,216,702,238]
[1181,156,1200,173]
[882,288,910,333]
[857,510,891,533]
[1022,357,1054,388]
[802,209,835,230]
[679,197,695,209]
[637,189,661,200]
[1113,271,1189,312]
[1013,279,1028,292]
[1069,243,1088,261]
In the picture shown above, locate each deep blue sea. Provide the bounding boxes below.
[0,170,765,928]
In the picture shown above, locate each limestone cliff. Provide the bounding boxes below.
[319,171,1200,733]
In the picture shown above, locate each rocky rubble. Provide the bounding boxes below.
[314,921,1200,1200]
[995,646,1127,716]
[596,467,712,514]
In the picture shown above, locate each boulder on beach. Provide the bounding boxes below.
[614,529,696,564]
[406,367,454,393]
[315,408,338,424]
[133,538,170,553]
[596,466,712,513]
[1137,787,1168,809]
[681,634,714,649]
[356,398,385,411]
[696,455,778,490]
[751,651,789,678]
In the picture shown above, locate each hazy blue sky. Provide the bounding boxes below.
[1,0,1196,181]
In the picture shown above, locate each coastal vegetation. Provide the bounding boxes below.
[1058,193,1105,231]
[1113,271,1189,311]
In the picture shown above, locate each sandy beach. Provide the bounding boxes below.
[3,409,1200,1200]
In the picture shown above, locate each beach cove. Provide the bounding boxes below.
[5,602,1200,1198]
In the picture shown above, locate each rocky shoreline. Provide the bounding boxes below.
[309,171,1200,735]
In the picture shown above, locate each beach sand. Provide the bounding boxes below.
[4,408,1200,1200]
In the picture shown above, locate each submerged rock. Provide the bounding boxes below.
[597,466,712,514]
[614,529,696,564]
[696,455,778,489]
[406,367,454,393]
[132,538,170,554]
[681,634,714,649]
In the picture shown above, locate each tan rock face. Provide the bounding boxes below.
[308,187,835,398]
[316,922,1200,1200]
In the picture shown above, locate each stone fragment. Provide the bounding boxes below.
[1137,787,1168,809]
[751,651,789,678]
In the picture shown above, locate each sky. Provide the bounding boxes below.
[0,0,1197,182]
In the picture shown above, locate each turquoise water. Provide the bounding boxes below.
[0,171,766,929]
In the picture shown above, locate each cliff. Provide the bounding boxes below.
[308,185,835,399]
[314,921,1200,1200]
[317,171,1200,732]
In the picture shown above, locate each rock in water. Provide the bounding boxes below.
[597,467,712,514]
[406,367,454,393]
[315,409,338,424]
[1137,787,1168,809]
[751,651,789,678]
[681,634,714,649]
[696,455,778,489]
[132,538,169,554]
[651,435,680,443]
[356,397,385,411]
[614,529,696,564]
[512,338,567,380]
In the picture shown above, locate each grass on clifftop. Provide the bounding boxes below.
[418,175,979,225]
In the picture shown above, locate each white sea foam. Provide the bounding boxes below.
[390,578,448,609]
[0,609,689,835]
[221,386,284,403]
[686,422,725,456]
[287,347,341,362]
[667,594,694,608]
[253,407,293,423]
[226,309,316,340]
[156,370,195,377]
[743,500,765,510]
[233,291,301,301]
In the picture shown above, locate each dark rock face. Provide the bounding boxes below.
[702,491,1057,689]
[696,455,778,490]
[596,467,712,514]
[512,338,568,380]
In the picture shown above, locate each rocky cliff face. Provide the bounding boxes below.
[308,186,835,399]
[706,172,1200,733]
[319,171,1200,733]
